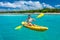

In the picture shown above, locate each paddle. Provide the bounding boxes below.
[37,13,44,18]
[15,22,25,30]
[15,25,22,30]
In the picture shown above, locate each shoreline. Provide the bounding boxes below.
[0,13,60,16]
[0,13,60,15]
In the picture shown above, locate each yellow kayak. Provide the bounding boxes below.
[22,22,48,31]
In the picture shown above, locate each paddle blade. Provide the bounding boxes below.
[37,13,44,18]
[15,26,22,30]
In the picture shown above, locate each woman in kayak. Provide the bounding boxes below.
[27,14,35,26]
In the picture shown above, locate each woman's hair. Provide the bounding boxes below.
[28,14,31,19]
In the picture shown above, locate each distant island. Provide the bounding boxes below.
[0,8,60,13]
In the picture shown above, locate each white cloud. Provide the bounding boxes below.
[42,3,55,9]
[0,1,43,10]
[55,5,60,7]
[0,1,55,10]
[0,2,16,8]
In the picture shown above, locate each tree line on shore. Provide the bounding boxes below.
[0,8,60,13]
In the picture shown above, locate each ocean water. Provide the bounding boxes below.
[0,13,60,40]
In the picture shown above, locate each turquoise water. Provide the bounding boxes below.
[0,14,60,40]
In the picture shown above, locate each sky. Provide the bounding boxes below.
[0,0,60,11]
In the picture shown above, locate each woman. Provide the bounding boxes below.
[27,14,35,26]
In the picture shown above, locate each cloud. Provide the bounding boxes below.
[55,5,60,7]
[0,1,55,11]
[0,1,43,10]
[42,3,55,9]
[0,2,16,8]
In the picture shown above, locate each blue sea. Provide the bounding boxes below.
[0,13,60,40]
